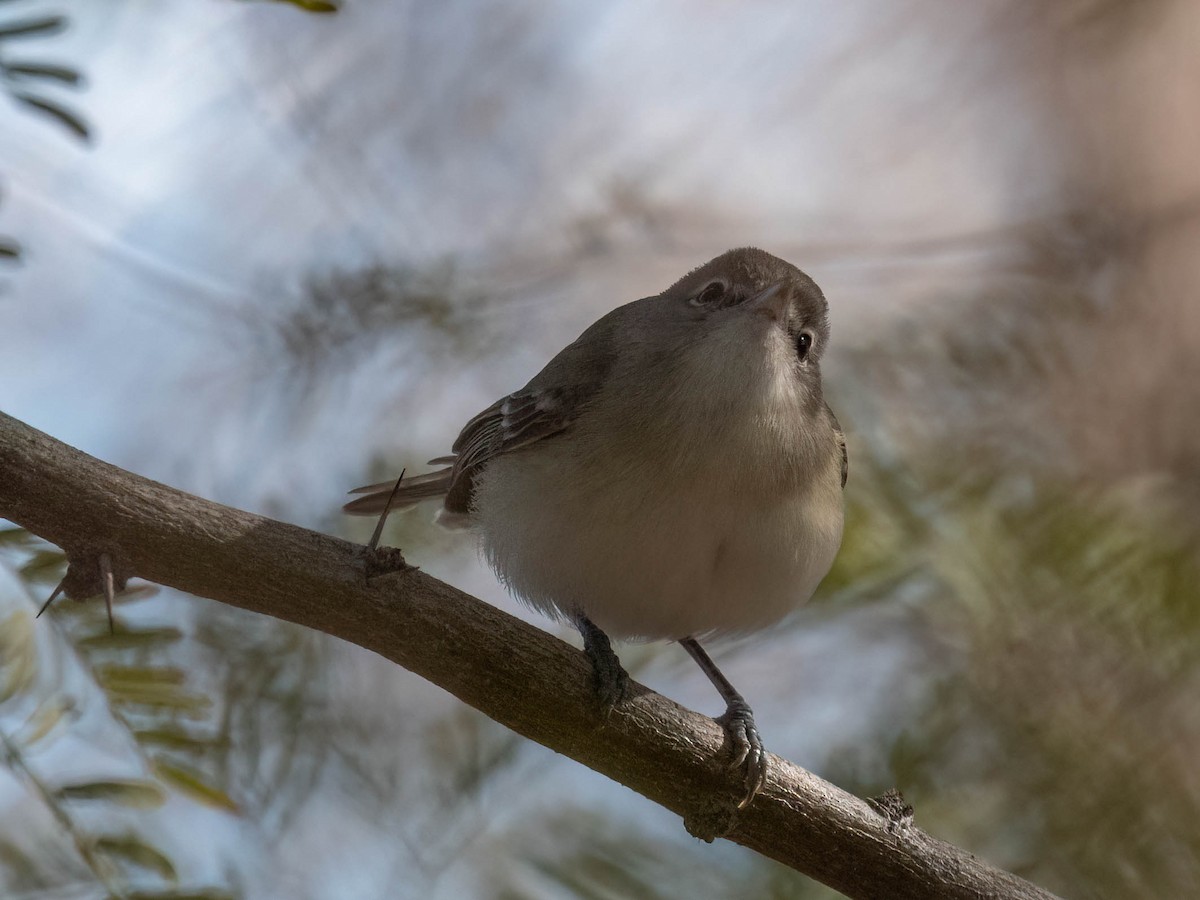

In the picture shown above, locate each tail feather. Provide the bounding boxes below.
[343,467,453,516]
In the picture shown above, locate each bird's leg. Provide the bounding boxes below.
[680,637,767,808]
[576,616,631,715]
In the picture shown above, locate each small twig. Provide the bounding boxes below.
[366,469,405,553]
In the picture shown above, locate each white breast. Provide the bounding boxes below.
[469,351,845,640]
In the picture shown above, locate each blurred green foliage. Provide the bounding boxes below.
[895,478,1200,898]
[0,0,334,268]
[3,1,1198,895]
[811,310,1200,898]
[0,527,238,898]
[0,9,88,143]
[0,3,87,269]
[260,262,488,377]
[262,0,339,11]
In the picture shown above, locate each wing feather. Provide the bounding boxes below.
[825,402,848,489]
[344,297,630,520]
[343,467,454,515]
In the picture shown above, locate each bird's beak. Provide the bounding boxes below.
[746,281,790,323]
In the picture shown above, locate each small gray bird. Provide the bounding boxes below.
[345,247,846,805]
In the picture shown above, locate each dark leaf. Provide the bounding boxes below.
[0,611,35,703]
[10,92,90,141]
[19,696,73,745]
[152,759,239,812]
[17,548,66,581]
[97,664,188,686]
[3,61,83,85]
[0,526,34,546]
[108,684,213,714]
[0,237,19,260]
[93,835,178,882]
[78,626,183,650]
[134,726,228,753]
[56,779,167,808]
[269,0,339,12]
[0,16,66,40]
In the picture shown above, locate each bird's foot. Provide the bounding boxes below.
[590,651,631,715]
[578,617,631,716]
[716,698,768,808]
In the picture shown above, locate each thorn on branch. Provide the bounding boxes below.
[99,552,115,635]
[362,470,412,579]
[36,579,64,618]
[37,547,132,632]
[366,468,405,552]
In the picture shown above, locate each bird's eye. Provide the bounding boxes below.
[796,331,813,360]
[691,281,726,306]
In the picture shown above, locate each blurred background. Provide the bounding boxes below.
[2,1,1199,897]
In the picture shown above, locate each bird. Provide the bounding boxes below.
[345,247,846,806]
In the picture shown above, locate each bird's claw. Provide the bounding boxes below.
[717,699,768,808]
[592,660,631,717]
[578,617,630,719]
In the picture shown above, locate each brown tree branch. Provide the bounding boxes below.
[0,411,1059,900]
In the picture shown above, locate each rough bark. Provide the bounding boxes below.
[0,411,1059,900]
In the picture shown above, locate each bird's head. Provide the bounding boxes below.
[659,247,830,369]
